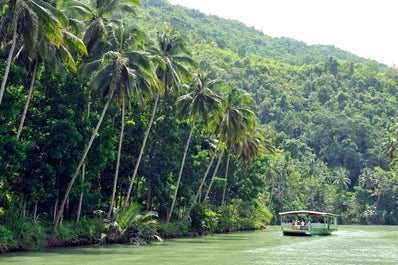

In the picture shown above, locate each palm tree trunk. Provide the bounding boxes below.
[176,147,219,229]
[75,163,85,224]
[203,148,225,203]
[51,94,113,235]
[107,97,125,219]
[76,99,90,224]
[221,153,230,207]
[16,60,38,139]
[53,193,58,223]
[123,92,159,213]
[0,22,17,106]
[166,118,195,225]
[33,201,38,221]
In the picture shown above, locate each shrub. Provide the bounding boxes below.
[18,221,46,251]
[201,208,219,234]
[0,203,46,251]
[0,225,16,252]
[54,222,76,244]
[74,217,104,244]
[190,203,205,233]
[158,220,190,238]
[190,203,221,234]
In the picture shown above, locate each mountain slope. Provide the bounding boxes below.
[137,0,381,66]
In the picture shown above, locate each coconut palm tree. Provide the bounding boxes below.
[219,127,268,207]
[52,49,140,234]
[332,166,351,190]
[106,21,155,219]
[122,27,196,213]
[0,0,66,106]
[203,86,257,202]
[173,72,222,226]
[358,167,376,189]
[60,0,141,223]
[16,26,87,139]
[65,0,139,60]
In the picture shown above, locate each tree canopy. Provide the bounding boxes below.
[1,0,398,251]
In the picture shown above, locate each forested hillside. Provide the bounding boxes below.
[138,0,380,66]
[137,0,398,221]
[0,0,397,252]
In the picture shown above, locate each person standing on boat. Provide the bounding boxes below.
[300,220,305,230]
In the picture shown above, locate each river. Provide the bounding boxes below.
[1,225,397,264]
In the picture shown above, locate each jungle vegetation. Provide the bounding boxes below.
[1,0,398,252]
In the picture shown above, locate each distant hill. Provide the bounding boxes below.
[136,0,383,67]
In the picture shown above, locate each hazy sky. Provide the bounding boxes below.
[168,0,398,66]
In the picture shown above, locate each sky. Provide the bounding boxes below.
[168,0,398,66]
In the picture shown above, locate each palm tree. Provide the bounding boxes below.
[203,86,257,202]
[52,50,139,234]
[16,25,87,139]
[332,166,351,190]
[66,0,139,60]
[173,72,222,226]
[122,27,196,213]
[0,0,66,106]
[61,0,140,223]
[373,170,393,208]
[219,128,267,207]
[358,167,376,189]
[106,21,155,219]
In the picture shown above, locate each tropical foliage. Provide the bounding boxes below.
[1,0,398,252]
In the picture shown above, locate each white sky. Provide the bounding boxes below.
[168,0,398,66]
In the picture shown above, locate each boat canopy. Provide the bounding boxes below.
[279,210,338,217]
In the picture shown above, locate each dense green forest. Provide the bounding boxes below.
[1,0,398,252]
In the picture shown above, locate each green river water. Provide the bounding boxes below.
[1,225,397,265]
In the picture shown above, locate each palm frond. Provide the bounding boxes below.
[62,30,88,56]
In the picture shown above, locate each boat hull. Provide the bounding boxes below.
[282,230,311,236]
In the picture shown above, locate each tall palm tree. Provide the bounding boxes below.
[60,0,141,222]
[122,27,196,213]
[16,26,87,139]
[173,72,222,226]
[106,21,155,219]
[219,127,268,207]
[52,50,139,234]
[203,87,257,202]
[65,0,139,60]
[0,0,66,106]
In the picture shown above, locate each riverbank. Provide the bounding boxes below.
[2,226,398,265]
[0,219,266,254]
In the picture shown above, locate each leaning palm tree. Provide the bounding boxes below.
[0,0,66,106]
[123,27,196,214]
[106,21,155,219]
[221,125,273,207]
[60,0,140,222]
[173,72,222,226]
[52,50,139,234]
[202,86,257,202]
[16,26,87,139]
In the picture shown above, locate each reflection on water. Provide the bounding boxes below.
[1,226,397,265]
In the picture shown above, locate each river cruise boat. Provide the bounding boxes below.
[279,210,338,236]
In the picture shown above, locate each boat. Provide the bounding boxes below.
[279,210,338,236]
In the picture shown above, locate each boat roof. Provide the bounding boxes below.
[279,210,338,216]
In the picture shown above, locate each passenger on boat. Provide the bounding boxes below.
[292,219,299,229]
[300,220,305,230]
